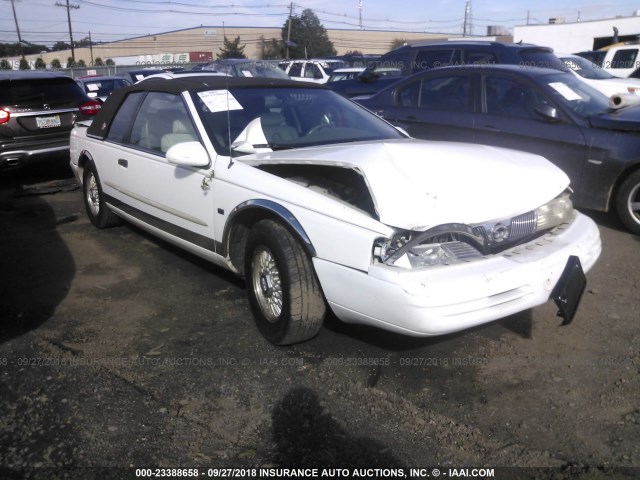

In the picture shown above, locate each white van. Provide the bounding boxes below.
[279,59,348,84]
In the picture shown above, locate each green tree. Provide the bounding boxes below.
[105,58,115,65]
[35,57,46,69]
[94,57,104,66]
[390,38,408,50]
[67,57,75,67]
[0,59,13,70]
[259,36,283,60]
[77,59,86,67]
[281,9,336,59]
[51,58,62,68]
[217,36,247,59]
[19,58,30,70]
[53,41,70,51]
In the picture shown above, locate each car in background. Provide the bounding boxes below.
[75,75,132,102]
[330,41,565,98]
[1,71,101,169]
[356,64,640,234]
[69,75,600,344]
[116,69,167,84]
[279,59,349,83]
[327,67,364,82]
[201,59,290,79]
[559,54,640,96]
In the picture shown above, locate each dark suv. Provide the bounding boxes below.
[0,71,101,169]
[329,41,565,98]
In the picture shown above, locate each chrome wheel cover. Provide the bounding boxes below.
[627,182,640,223]
[86,173,100,217]
[252,246,283,322]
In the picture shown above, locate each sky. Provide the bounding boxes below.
[1,0,638,48]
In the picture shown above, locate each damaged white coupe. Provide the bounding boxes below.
[70,76,601,345]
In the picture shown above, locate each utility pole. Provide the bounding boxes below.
[89,31,94,66]
[359,0,363,31]
[10,0,25,60]
[55,0,80,63]
[286,2,294,59]
[462,0,473,37]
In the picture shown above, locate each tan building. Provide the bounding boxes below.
[6,26,457,69]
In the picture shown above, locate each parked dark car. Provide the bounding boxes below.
[356,64,640,234]
[201,59,290,79]
[116,69,166,84]
[0,71,102,169]
[75,75,131,102]
[329,41,565,98]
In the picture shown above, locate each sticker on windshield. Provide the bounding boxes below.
[549,82,582,101]
[197,90,243,113]
[87,84,100,91]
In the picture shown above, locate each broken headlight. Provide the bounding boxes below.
[373,224,486,269]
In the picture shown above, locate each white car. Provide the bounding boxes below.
[279,59,348,84]
[559,54,640,96]
[70,76,601,345]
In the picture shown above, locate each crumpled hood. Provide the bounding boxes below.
[240,139,570,230]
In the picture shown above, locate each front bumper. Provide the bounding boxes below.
[313,211,601,336]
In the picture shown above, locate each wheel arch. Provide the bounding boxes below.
[77,150,95,173]
[610,162,640,211]
[222,199,317,276]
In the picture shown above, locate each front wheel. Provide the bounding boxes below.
[83,161,121,229]
[245,220,325,345]
[616,170,640,235]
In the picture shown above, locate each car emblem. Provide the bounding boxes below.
[43,104,50,110]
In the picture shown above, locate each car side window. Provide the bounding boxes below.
[129,92,197,155]
[611,49,638,70]
[484,76,552,120]
[106,92,145,144]
[463,49,497,65]
[288,63,303,77]
[305,63,322,79]
[413,49,462,71]
[397,80,421,107]
[373,51,410,77]
[418,75,471,112]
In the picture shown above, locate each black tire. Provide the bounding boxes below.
[616,170,640,235]
[245,219,325,345]
[83,161,121,229]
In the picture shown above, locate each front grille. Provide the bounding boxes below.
[510,211,537,239]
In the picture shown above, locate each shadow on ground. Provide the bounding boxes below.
[0,163,76,344]
[272,387,405,468]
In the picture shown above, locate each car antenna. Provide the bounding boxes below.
[226,70,234,168]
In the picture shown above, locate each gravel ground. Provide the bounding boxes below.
[1,163,639,480]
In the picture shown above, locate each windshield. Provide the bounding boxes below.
[191,87,404,155]
[0,77,85,105]
[560,56,615,80]
[542,72,611,117]
[217,62,290,79]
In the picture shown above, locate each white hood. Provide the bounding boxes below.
[240,139,570,230]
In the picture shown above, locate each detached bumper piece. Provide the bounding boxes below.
[552,255,587,325]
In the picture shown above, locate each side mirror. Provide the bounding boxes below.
[166,141,210,167]
[358,68,378,83]
[534,104,561,122]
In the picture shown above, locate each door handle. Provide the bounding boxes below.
[118,158,128,168]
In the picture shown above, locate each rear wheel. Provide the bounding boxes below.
[245,220,325,345]
[616,170,640,235]
[83,161,120,229]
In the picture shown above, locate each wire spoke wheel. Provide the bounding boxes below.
[252,246,283,322]
[86,172,100,217]
[244,220,326,345]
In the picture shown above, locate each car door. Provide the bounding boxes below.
[100,90,216,253]
[472,73,588,194]
[381,72,476,142]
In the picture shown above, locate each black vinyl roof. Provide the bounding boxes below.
[87,75,326,139]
